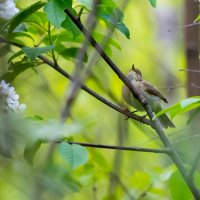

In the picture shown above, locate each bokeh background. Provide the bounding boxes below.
[0,0,199,199]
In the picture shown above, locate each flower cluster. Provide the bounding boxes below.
[0,80,26,113]
[0,0,19,20]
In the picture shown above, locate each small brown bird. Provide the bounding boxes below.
[122,65,175,129]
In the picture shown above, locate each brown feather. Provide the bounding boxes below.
[142,81,168,103]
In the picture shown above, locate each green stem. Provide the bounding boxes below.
[47,22,58,68]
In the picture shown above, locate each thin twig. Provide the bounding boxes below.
[179,68,200,73]
[68,141,170,154]
[168,22,200,32]
[191,82,200,89]
[177,22,200,28]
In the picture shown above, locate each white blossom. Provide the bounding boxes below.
[0,0,19,20]
[0,80,26,113]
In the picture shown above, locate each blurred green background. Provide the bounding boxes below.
[1,0,199,199]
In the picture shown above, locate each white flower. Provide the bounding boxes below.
[0,0,19,20]
[0,80,26,113]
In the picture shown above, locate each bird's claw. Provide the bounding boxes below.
[139,114,148,122]
[123,108,138,120]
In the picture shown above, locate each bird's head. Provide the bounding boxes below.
[126,64,143,81]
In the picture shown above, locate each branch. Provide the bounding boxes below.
[0,37,151,127]
[179,68,200,73]
[64,9,200,198]
[68,141,169,154]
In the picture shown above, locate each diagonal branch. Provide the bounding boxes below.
[64,9,200,198]
[0,37,151,126]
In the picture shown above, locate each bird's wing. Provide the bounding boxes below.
[142,81,168,103]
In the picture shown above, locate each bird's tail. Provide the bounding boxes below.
[158,114,175,129]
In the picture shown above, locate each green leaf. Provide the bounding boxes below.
[24,11,48,28]
[9,32,35,43]
[148,0,157,8]
[98,7,130,39]
[1,61,41,82]
[116,22,130,39]
[7,1,45,35]
[170,170,193,200]
[61,15,81,38]
[8,50,25,64]
[155,97,200,119]
[59,47,88,62]
[154,102,181,119]
[24,141,41,164]
[44,0,71,28]
[58,142,89,169]
[22,45,55,59]
[180,97,200,108]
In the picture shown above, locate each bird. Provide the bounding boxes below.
[122,64,175,129]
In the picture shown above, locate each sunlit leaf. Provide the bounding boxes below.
[170,170,193,200]
[154,102,181,119]
[8,50,25,63]
[24,11,48,28]
[155,97,200,119]
[58,142,89,169]
[148,0,157,8]
[180,97,200,108]
[44,0,72,28]
[22,45,55,59]
[9,32,35,43]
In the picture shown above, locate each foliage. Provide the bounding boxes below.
[0,0,199,199]
[155,96,200,123]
